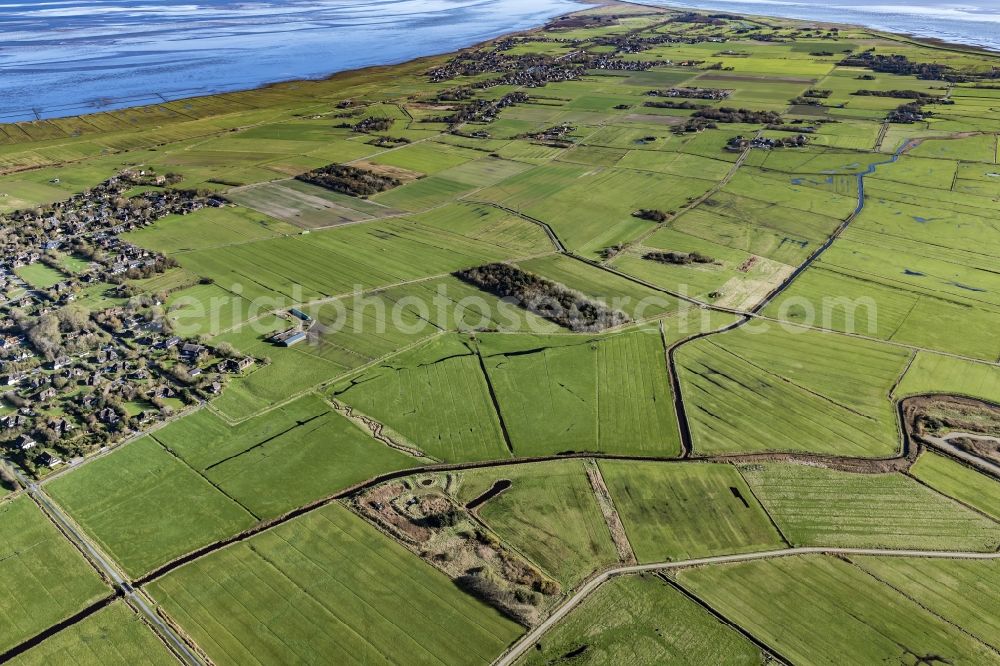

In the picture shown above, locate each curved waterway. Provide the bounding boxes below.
[753,138,909,313]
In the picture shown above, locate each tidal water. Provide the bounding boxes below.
[649,0,1000,52]
[0,0,997,123]
[0,0,584,121]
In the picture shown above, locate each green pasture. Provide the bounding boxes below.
[518,574,765,666]
[8,602,176,666]
[457,460,618,588]
[679,555,999,665]
[46,437,257,577]
[149,503,522,665]
[0,497,110,653]
[480,328,681,457]
[910,452,1000,521]
[741,463,1000,551]
[600,461,785,563]
[677,326,909,457]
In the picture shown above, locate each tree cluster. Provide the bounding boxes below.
[295,164,401,197]
[644,250,714,265]
[647,87,730,100]
[888,102,931,124]
[633,209,669,223]
[455,263,630,332]
[692,107,783,124]
[644,100,703,110]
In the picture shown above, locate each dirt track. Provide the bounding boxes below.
[493,546,1000,666]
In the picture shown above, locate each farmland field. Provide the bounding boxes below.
[740,463,1000,551]
[679,555,1000,666]
[148,503,522,665]
[480,329,681,457]
[8,602,176,666]
[329,335,510,462]
[909,452,1000,521]
[456,460,618,588]
[849,557,1000,652]
[154,395,419,519]
[676,326,909,457]
[599,461,785,563]
[46,437,258,577]
[5,2,1000,663]
[0,497,110,653]
[518,574,765,666]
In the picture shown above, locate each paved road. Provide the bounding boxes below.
[7,464,203,666]
[493,546,1000,666]
[924,432,1000,478]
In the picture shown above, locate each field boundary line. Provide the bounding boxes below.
[845,555,1000,657]
[733,464,791,548]
[584,459,637,565]
[655,572,792,665]
[471,337,516,456]
[493,546,1000,666]
[149,433,263,521]
[4,466,205,666]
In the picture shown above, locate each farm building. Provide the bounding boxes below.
[270,329,308,347]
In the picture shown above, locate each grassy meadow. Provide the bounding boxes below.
[5,2,1000,663]
[0,497,111,653]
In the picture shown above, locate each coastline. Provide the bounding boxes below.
[2,0,998,136]
[0,0,594,124]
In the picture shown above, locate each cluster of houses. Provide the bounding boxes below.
[0,171,251,473]
[725,134,810,152]
[426,43,658,90]
[591,31,727,55]
[426,92,530,127]
[0,303,258,470]
[520,123,577,147]
[1,170,226,309]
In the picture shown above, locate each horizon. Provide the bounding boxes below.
[1,0,999,123]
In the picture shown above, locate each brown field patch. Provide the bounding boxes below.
[352,160,424,182]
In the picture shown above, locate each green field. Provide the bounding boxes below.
[600,461,785,563]
[850,557,1000,652]
[910,452,1000,521]
[330,335,510,462]
[15,263,67,289]
[519,574,765,666]
[6,3,1000,663]
[677,326,910,457]
[153,395,419,519]
[896,352,1000,404]
[125,205,297,254]
[740,463,1000,551]
[679,555,1000,666]
[149,502,522,664]
[46,437,258,577]
[0,497,110,653]
[480,329,681,457]
[457,461,618,588]
[8,602,176,666]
